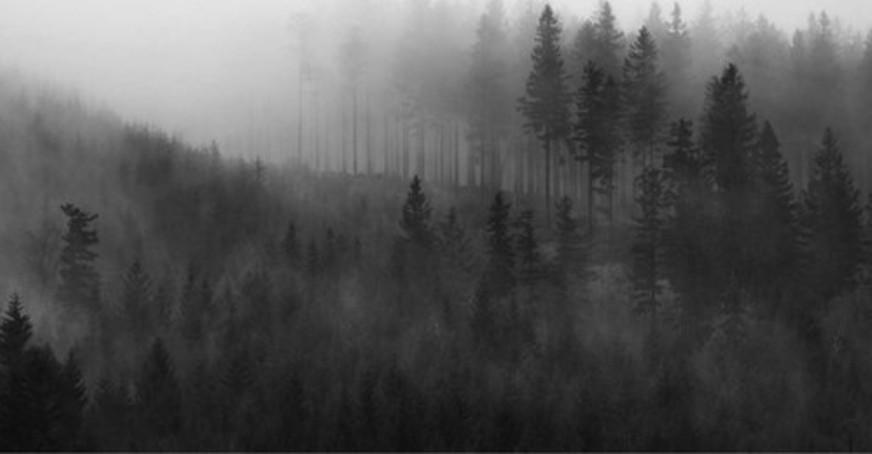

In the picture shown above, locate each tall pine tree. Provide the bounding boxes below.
[57,204,100,315]
[518,4,570,223]
[800,128,863,303]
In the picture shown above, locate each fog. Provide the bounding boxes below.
[0,0,868,157]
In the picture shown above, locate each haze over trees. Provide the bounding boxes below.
[2,0,872,451]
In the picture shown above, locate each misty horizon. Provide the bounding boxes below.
[0,0,869,156]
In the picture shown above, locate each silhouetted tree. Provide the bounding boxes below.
[591,1,626,78]
[800,128,863,303]
[136,338,182,448]
[632,166,671,316]
[121,259,153,343]
[575,61,622,231]
[519,4,570,223]
[399,175,432,247]
[467,0,511,194]
[57,204,100,314]
[623,26,667,165]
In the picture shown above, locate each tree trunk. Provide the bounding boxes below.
[545,138,552,227]
[352,87,358,175]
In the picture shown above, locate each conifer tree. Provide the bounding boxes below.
[662,119,717,325]
[121,259,153,341]
[399,175,432,247]
[553,196,589,289]
[57,204,101,314]
[518,4,570,223]
[467,0,511,194]
[137,338,182,445]
[632,166,672,316]
[622,26,667,165]
[0,293,32,366]
[575,61,622,232]
[591,1,625,78]
[483,191,515,297]
[179,266,204,345]
[748,121,799,306]
[700,64,758,293]
[800,128,863,303]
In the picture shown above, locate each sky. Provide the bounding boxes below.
[0,0,869,152]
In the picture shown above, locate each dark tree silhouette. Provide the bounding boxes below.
[622,26,667,165]
[57,204,100,314]
[519,4,570,223]
[575,61,622,231]
[800,128,863,303]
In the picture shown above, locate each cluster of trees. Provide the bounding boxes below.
[278,0,872,214]
[4,1,872,451]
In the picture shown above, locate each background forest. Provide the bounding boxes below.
[2,0,872,451]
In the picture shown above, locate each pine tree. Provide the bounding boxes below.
[747,121,799,307]
[467,0,511,194]
[57,204,100,314]
[622,26,667,165]
[121,259,153,341]
[553,196,589,289]
[574,61,622,232]
[662,119,717,327]
[700,64,758,293]
[591,1,625,78]
[0,293,32,366]
[57,351,87,449]
[179,266,203,345]
[137,338,182,445]
[632,166,672,316]
[518,4,570,223]
[800,128,863,303]
[661,3,692,116]
[399,175,432,247]
[483,191,515,297]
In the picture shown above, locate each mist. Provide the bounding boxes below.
[0,0,869,155]
[2,0,872,451]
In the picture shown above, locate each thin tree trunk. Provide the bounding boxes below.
[352,87,358,175]
[545,138,552,227]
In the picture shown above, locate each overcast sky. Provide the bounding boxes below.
[0,0,868,150]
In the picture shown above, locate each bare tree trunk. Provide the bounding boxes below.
[352,87,358,175]
[545,138,552,227]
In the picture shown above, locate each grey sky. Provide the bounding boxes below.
[0,0,868,151]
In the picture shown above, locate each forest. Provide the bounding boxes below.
[2,0,872,451]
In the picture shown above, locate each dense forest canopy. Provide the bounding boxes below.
[1,0,872,451]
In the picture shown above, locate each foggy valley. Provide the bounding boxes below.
[1,0,872,451]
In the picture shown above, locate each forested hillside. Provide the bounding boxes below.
[1,0,872,451]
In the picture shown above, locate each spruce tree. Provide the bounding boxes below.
[137,338,182,445]
[483,191,515,297]
[662,119,718,327]
[622,26,667,165]
[467,0,510,194]
[632,166,671,316]
[800,128,863,303]
[591,1,625,78]
[0,293,32,366]
[700,64,758,295]
[518,4,570,223]
[121,259,153,341]
[57,204,101,314]
[574,61,622,232]
[748,121,799,307]
[553,196,589,289]
[399,175,432,247]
